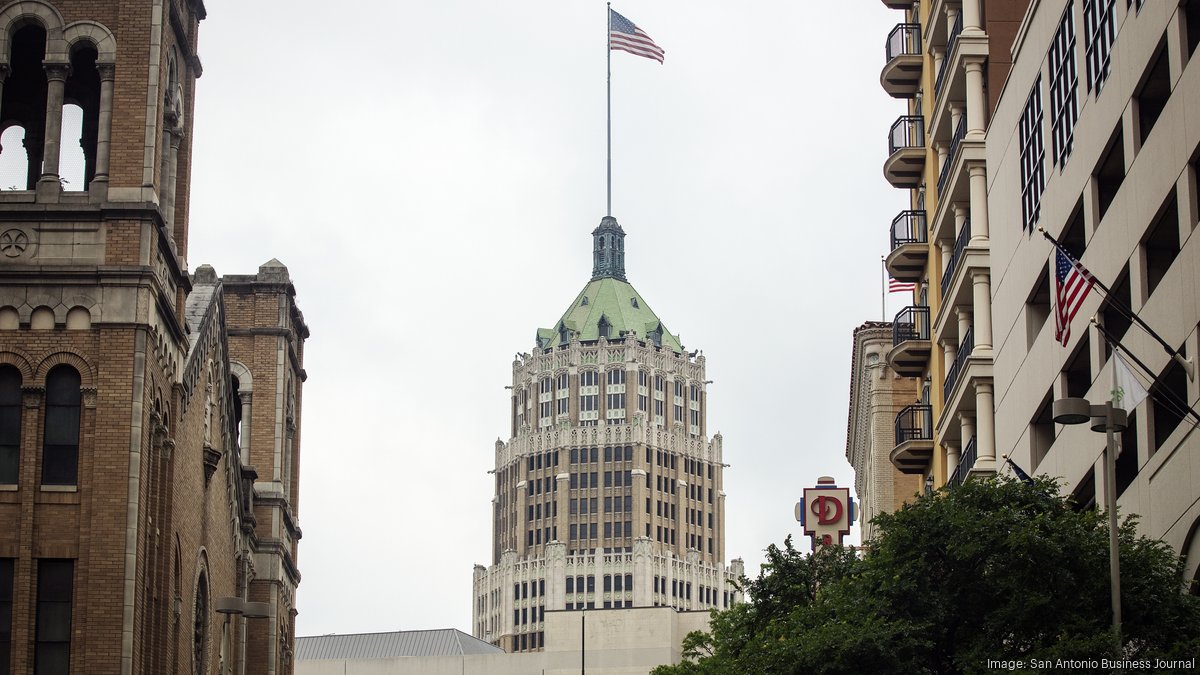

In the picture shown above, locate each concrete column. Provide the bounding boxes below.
[961,0,982,33]
[239,394,253,464]
[972,272,993,351]
[945,442,961,481]
[556,473,570,550]
[956,307,972,342]
[968,164,989,242]
[931,48,944,84]
[942,339,958,375]
[965,59,987,137]
[935,142,949,184]
[90,63,116,202]
[949,104,965,134]
[959,413,976,446]
[37,63,69,196]
[946,7,960,34]
[974,382,996,463]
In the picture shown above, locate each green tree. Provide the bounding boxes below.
[653,477,1200,675]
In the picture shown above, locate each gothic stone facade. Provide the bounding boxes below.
[0,1,308,674]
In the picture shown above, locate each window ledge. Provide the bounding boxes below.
[0,484,16,492]
[40,484,78,492]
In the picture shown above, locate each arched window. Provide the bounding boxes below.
[42,366,81,485]
[4,24,48,190]
[63,44,100,190]
[598,315,611,340]
[0,365,20,484]
[193,570,208,675]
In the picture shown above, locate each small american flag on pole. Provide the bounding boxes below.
[889,278,916,293]
[610,9,665,63]
[1053,247,1095,346]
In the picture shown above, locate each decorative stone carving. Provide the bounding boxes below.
[0,229,28,257]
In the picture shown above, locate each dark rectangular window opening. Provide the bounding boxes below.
[1031,390,1056,470]
[1061,198,1087,258]
[1152,358,1189,452]
[1135,37,1171,145]
[1186,0,1200,56]
[1026,263,1052,348]
[35,559,73,675]
[1143,193,1180,297]
[1100,265,1133,357]
[0,558,12,675]
[1072,466,1097,511]
[1116,411,1138,498]
[1065,334,1092,398]
[1095,123,1125,223]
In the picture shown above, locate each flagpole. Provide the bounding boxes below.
[1039,227,1193,378]
[881,257,886,321]
[606,1,612,217]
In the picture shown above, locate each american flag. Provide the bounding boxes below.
[889,278,916,293]
[610,9,665,63]
[1053,247,1095,346]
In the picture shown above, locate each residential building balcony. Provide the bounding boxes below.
[881,23,922,98]
[881,0,915,8]
[947,435,977,486]
[887,305,931,377]
[942,325,973,404]
[933,219,989,339]
[891,404,934,474]
[885,210,928,282]
[884,116,926,189]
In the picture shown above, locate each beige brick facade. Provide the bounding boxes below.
[0,1,308,674]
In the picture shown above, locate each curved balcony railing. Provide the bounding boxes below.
[937,116,967,196]
[892,305,931,347]
[943,326,974,403]
[940,218,972,298]
[886,23,922,60]
[948,435,978,486]
[889,115,925,154]
[894,404,934,445]
[890,210,928,249]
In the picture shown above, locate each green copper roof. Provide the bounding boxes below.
[539,276,682,353]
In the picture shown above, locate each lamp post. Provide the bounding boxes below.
[1051,397,1127,648]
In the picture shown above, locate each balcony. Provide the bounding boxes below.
[939,218,970,300]
[891,404,934,474]
[942,326,973,404]
[881,0,915,8]
[887,305,931,377]
[885,210,928,282]
[947,435,977,486]
[881,23,922,98]
[884,116,926,189]
[936,116,966,197]
[933,11,963,98]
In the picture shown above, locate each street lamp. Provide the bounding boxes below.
[1051,397,1127,648]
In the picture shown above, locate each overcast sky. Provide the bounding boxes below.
[187,1,910,637]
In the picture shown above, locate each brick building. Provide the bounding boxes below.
[0,1,308,674]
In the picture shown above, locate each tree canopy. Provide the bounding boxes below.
[653,477,1200,675]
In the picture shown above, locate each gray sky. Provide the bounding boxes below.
[188,1,910,637]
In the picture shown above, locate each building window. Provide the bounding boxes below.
[556,373,569,417]
[673,381,684,424]
[0,558,11,673]
[1084,0,1116,93]
[579,371,599,424]
[538,377,553,427]
[36,560,73,675]
[605,369,626,420]
[0,366,20,485]
[1049,3,1079,167]
[637,370,648,412]
[1019,77,1045,232]
[42,366,81,486]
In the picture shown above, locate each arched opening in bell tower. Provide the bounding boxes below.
[61,43,100,190]
[1,23,48,190]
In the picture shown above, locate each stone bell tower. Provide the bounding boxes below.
[0,2,309,674]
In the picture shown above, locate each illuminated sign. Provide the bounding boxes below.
[795,476,855,548]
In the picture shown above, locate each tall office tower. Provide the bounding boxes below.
[986,0,1200,588]
[879,0,1030,489]
[472,217,743,653]
[0,1,308,673]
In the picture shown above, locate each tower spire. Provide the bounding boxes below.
[591,215,626,281]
